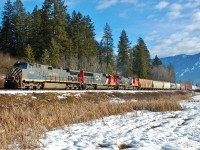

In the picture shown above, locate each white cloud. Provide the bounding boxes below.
[96,0,139,10]
[166,3,183,20]
[184,0,200,8]
[150,4,200,58]
[120,0,137,3]
[151,24,200,58]
[169,3,182,12]
[166,11,181,19]
[119,10,129,18]
[192,12,200,22]
[96,0,118,10]
[155,1,169,10]
[64,0,81,7]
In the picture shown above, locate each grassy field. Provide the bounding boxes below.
[0,91,191,149]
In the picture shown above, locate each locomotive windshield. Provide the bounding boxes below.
[13,62,27,69]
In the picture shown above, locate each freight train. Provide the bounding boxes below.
[3,61,199,91]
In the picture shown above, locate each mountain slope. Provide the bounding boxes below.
[160,53,200,84]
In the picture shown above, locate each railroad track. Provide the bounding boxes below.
[0,89,186,95]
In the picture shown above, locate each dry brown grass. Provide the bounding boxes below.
[0,91,191,149]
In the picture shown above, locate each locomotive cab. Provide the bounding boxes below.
[4,62,39,89]
[4,62,28,89]
[13,62,28,69]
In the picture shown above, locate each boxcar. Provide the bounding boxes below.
[185,82,192,90]
[176,83,181,90]
[152,80,163,89]
[139,79,153,89]
[163,82,171,89]
[170,83,177,90]
[180,83,186,90]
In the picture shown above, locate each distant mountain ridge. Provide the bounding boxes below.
[160,53,200,84]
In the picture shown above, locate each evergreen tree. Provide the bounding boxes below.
[130,46,139,76]
[0,0,15,54]
[49,38,61,67]
[135,38,151,78]
[12,0,27,57]
[40,0,70,67]
[96,40,103,72]
[25,44,35,62]
[117,30,131,76]
[41,49,51,65]
[29,6,42,61]
[70,11,96,70]
[52,0,70,68]
[81,15,97,71]
[101,23,114,73]
[152,55,162,66]
[40,0,54,51]
[70,11,84,69]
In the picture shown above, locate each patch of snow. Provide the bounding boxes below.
[57,93,71,99]
[38,95,200,150]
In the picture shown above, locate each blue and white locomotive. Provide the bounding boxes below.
[4,62,81,89]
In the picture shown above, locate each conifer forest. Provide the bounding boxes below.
[0,0,175,82]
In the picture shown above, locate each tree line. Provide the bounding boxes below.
[0,0,175,82]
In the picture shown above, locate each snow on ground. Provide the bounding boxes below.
[37,94,200,150]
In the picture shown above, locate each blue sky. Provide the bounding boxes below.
[0,0,200,58]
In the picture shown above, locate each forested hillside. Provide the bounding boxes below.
[0,0,174,82]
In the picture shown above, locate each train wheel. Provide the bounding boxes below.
[81,83,87,90]
[13,81,18,89]
[94,84,97,90]
[114,84,119,90]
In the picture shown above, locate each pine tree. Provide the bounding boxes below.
[12,0,27,57]
[49,38,61,67]
[53,0,70,68]
[117,30,131,76]
[25,44,35,63]
[29,6,42,61]
[101,23,114,73]
[152,55,162,66]
[70,11,97,70]
[40,0,54,51]
[135,38,151,78]
[70,11,84,69]
[81,15,97,71]
[96,40,104,72]
[0,0,15,54]
[130,46,139,76]
[41,49,51,65]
